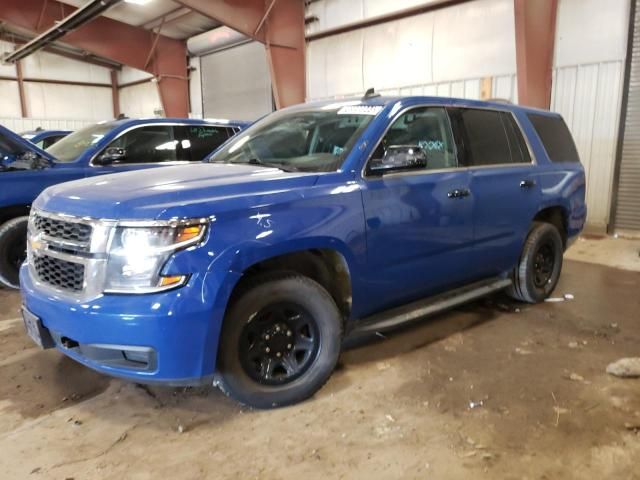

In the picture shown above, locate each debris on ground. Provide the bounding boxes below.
[606,358,640,378]
[564,293,575,300]
[469,400,484,409]
[515,347,532,355]
[624,423,640,433]
[568,341,579,349]
[566,372,590,384]
[545,293,575,303]
[376,362,391,371]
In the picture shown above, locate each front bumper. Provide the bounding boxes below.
[20,264,223,386]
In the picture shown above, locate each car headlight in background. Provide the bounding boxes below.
[104,222,206,293]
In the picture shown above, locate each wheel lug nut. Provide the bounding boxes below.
[265,334,270,340]
[287,344,292,349]
[276,352,282,357]
[287,331,292,337]
[265,347,270,353]
[276,326,281,332]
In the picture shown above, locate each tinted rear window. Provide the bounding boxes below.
[452,108,530,166]
[528,114,580,163]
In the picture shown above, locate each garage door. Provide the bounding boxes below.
[614,0,640,231]
[200,42,273,122]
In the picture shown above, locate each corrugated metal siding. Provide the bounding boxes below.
[0,117,94,133]
[551,61,625,230]
[615,0,640,231]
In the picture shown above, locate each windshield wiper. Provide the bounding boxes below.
[242,158,297,173]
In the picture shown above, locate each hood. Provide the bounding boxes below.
[0,124,56,168]
[35,163,320,220]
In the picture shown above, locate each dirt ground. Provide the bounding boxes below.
[1,256,640,479]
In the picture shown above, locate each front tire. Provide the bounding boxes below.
[216,273,343,409]
[507,221,564,303]
[0,216,29,289]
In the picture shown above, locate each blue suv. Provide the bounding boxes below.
[0,118,248,288]
[20,96,586,408]
[21,128,71,149]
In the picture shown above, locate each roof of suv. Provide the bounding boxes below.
[101,117,250,130]
[304,95,560,117]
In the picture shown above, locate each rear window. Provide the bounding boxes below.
[527,114,580,163]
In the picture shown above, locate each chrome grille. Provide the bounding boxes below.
[33,254,85,292]
[33,213,92,244]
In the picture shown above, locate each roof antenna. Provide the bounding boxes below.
[363,87,380,99]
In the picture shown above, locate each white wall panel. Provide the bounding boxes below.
[554,0,630,68]
[551,0,630,230]
[21,50,110,84]
[0,117,94,133]
[24,83,112,121]
[119,82,162,118]
[432,0,515,81]
[0,80,22,118]
[306,0,449,35]
[306,0,517,100]
[118,66,153,84]
[552,62,625,230]
[0,41,17,77]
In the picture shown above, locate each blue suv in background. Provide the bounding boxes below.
[20,96,586,408]
[0,117,248,288]
[21,128,71,150]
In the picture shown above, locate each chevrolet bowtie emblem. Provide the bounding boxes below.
[30,238,43,251]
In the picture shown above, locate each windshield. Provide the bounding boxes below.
[46,122,115,162]
[208,104,381,172]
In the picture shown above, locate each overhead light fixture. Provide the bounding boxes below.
[124,0,153,5]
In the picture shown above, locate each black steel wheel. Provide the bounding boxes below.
[239,302,320,386]
[216,273,343,409]
[507,221,563,303]
[0,216,29,289]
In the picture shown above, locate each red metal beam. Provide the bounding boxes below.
[0,0,189,117]
[15,60,28,118]
[111,70,120,118]
[514,0,558,109]
[174,0,305,108]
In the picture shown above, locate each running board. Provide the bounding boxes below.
[350,277,512,335]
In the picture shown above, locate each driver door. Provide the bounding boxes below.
[359,106,474,314]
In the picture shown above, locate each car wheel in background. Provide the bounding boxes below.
[0,216,29,289]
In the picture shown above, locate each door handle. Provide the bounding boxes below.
[447,188,470,199]
[520,179,536,188]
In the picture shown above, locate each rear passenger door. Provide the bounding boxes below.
[449,107,541,278]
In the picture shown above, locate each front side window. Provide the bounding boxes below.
[208,104,379,172]
[451,108,530,166]
[368,106,457,174]
[105,126,177,164]
[47,122,116,163]
[174,125,232,161]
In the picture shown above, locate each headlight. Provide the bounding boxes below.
[104,222,206,293]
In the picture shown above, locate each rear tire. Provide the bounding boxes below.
[507,221,563,303]
[0,216,29,289]
[216,273,343,409]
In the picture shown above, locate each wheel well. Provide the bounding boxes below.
[0,205,30,226]
[534,207,567,246]
[232,249,353,320]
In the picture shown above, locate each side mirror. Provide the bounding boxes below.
[369,145,428,174]
[96,147,126,165]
